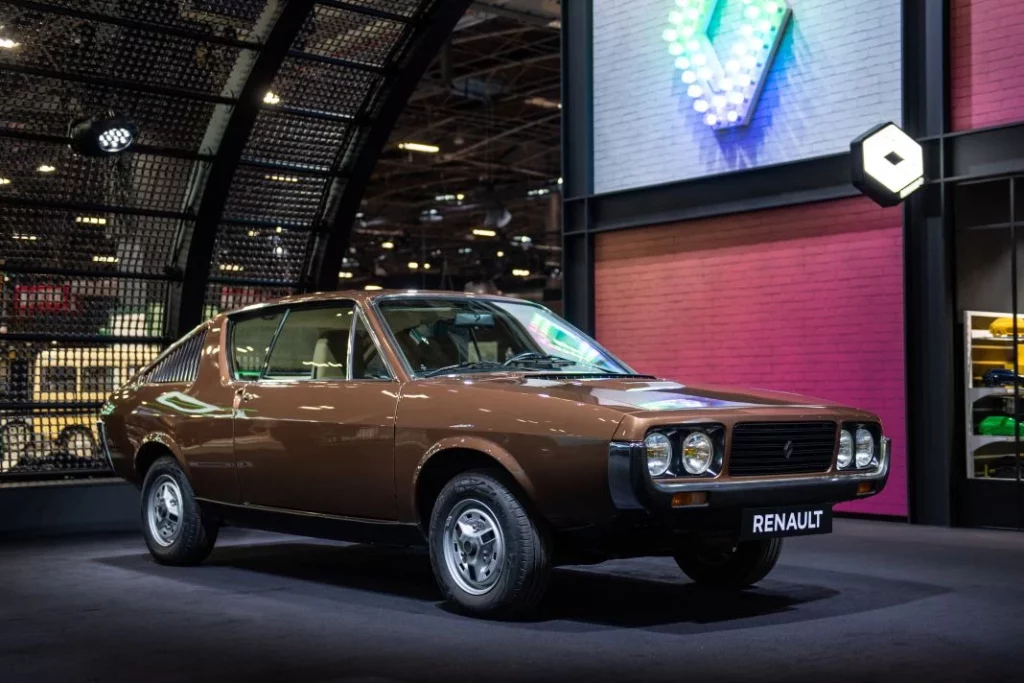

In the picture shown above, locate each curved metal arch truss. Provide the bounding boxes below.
[0,0,469,480]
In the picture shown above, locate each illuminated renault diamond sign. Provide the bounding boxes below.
[851,122,925,207]
[663,0,792,129]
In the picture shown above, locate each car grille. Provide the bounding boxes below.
[728,421,837,476]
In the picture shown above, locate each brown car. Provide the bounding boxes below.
[100,290,890,616]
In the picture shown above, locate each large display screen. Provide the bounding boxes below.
[592,0,902,193]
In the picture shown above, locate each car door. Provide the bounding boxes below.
[232,300,400,519]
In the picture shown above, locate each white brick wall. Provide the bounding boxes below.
[592,0,903,194]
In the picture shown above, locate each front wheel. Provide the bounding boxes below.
[674,537,783,589]
[428,471,550,618]
[141,456,218,565]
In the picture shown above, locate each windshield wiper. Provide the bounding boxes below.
[421,360,504,377]
[502,352,579,368]
[503,351,625,374]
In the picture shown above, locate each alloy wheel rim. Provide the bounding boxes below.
[442,499,505,595]
[147,475,183,547]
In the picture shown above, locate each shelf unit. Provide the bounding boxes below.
[964,311,1024,481]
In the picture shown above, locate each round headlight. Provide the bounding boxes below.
[644,432,672,477]
[682,431,714,475]
[838,429,853,469]
[855,428,875,468]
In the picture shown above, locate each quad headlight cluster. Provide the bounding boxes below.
[838,424,880,470]
[643,426,723,478]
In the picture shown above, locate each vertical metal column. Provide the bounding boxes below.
[902,0,954,525]
[561,0,595,334]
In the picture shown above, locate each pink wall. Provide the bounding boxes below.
[594,198,907,517]
[951,0,1024,131]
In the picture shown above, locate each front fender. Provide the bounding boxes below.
[410,435,536,515]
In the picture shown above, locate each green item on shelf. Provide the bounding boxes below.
[978,415,1024,436]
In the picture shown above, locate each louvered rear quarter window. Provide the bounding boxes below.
[144,327,208,384]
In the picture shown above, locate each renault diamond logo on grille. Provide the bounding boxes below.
[783,440,794,459]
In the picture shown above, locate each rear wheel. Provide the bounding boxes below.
[674,537,782,589]
[428,470,550,618]
[57,425,97,459]
[141,456,218,565]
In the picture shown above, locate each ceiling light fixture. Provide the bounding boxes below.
[0,37,20,50]
[397,142,440,154]
[92,255,119,264]
[524,96,562,110]
[263,91,281,105]
[12,233,38,241]
[512,269,531,278]
[408,262,419,270]
[0,177,10,186]
[37,165,56,173]
[338,271,354,279]
[364,284,383,291]
[75,216,107,225]
[218,263,244,272]
[423,263,431,270]
[70,113,138,156]
[472,228,497,238]
[381,241,394,250]
[265,174,299,183]
[496,250,505,258]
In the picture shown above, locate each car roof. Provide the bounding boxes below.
[221,289,535,319]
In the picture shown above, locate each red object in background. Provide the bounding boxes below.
[13,284,72,313]
[951,0,1024,131]
[593,197,907,518]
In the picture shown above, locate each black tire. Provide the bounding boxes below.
[674,537,783,589]
[57,424,97,459]
[140,456,218,566]
[1,419,34,463]
[428,470,550,618]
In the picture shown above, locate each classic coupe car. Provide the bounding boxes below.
[100,291,890,616]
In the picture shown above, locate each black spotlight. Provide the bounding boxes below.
[69,113,139,157]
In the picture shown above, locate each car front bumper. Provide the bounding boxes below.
[608,437,891,512]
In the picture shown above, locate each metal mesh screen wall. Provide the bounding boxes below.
[0,0,449,482]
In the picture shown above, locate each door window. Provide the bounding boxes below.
[230,310,285,380]
[265,303,355,380]
[41,366,77,393]
[82,366,116,393]
[351,314,391,380]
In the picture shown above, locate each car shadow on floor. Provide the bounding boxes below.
[100,540,945,632]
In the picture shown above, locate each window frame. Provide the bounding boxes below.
[227,300,396,383]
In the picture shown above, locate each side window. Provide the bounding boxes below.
[41,366,77,393]
[351,314,390,380]
[265,303,355,380]
[82,366,116,393]
[230,310,285,380]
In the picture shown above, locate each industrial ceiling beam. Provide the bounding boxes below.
[309,0,475,291]
[173,0,316,337]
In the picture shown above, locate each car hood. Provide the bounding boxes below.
[430,373,843,414]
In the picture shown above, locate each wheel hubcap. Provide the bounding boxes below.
[147,475,183,547]
[442,499,505,595]
[67,433,93,458]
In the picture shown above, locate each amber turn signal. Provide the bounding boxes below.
[671,491,708,507]
[857,481,875,496]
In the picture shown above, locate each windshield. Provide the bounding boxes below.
[377,297,631,377]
